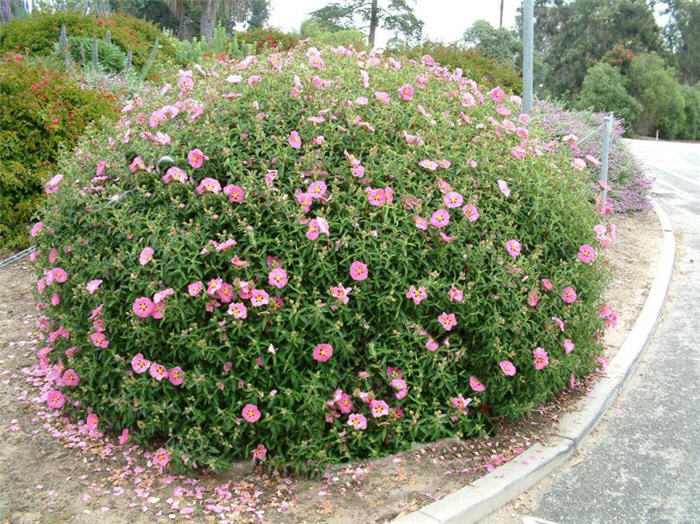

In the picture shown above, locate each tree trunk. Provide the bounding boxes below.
[200,0,218,42]
[1,0,12,23]
[500,0,504,28]
[368,0,378,48]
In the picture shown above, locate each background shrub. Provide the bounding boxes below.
[236,27,299,54]
[53,35,127,72]
[679,83,700,140]
[627,52,686,139]
[0,56,118,253]
[396,41,522,93]
[0,11,175,69]
[574,62,642,133]
[34,46,608,474]
[300,19,367,50]
[532,99,652,213]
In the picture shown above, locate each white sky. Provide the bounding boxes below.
[268,0,521,48]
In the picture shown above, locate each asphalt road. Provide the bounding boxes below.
[484,138,700,524]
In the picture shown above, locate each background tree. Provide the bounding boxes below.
[462,19,520,68]
[519,0,664,98]
[309,0,422,48]
[574,62,642,131]
[661,0,700,85]
[627,52,686,138]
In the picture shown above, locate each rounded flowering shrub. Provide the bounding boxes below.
[32,44,611,473]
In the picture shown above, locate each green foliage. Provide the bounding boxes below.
[524,0,664,98]
[52,35,127,72]
[300,18,367,50]
[627,52,686,139]
[0,11,176,70]
[679,83,700,140]
[662,0,700,86]
[33,46,609,474]
[397,42,522,93]
[462,19,520,69]
[574,62,642,133]
[0,56,118,252]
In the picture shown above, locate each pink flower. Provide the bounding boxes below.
[227,302,247,319]
[139,247,154,265]
[331,284,352,304]
[350,261,368,281]
[511,146,527,159]
[308,180,327,199]
[370,399,389,418]
[375,91,391,104]
[268,268,288,289]
[51,267,68,283]
[188,281,203,296]
[250,289,269,307]
[223,184,245,203]
[45,173,63,194]
[577,244,596,263]
[430,209,450,228]
[425,336,439,352]
[448,285,463,303]
[562,286,578,304]
[163,166,187,183]
[414,215,428,230]
[85,413,99,431]
[313,343,334,362]
[390,378,407,400]
[86,279,102,294]
[564,339,575,354]
[297,192,312,212]
[132,353,151,374]
[367,187,386,207]
[149,362,168,381]
[132,297,155,318]
[336,393,353,413]
[533,347,549,370]
[527,291,538,307]
[30,221,43,237]
[154,287,175,304]
[444,191,463,208]
[348,413,367,430]
[406,285,427,305]
[572,158,586,171]
[153,448,170,467]
[188,148,208,169]
[46,390,65,409]
[90,332,109,348]
[253,444,267,461]
[62,369,79,386]
[489,86,505,102]
[497,179,511,197]
[398,84,414,101]
[506,239,521,259]
[289,130,302,149]
[419,159,438,171]
[437,178,452,193]
[306,219,321,240]
[168,366,185,386]
[499,360,516,376]
[542,278,553,291]
[469,375,486,392]
[118,429,129,445]
[552,316,566,332]
[450,394,472,411]
[462,204,479,222]
[438,312,457,331]
[242,404,261,422]
[196,178,221,195]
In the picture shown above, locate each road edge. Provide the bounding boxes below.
[393,201,676,524]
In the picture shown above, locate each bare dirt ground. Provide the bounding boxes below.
[0,210,662,523]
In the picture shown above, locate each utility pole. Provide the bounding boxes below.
[500,0,504,28]
[522,0,534,113]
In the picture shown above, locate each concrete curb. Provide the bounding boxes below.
[393,201,676,524]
